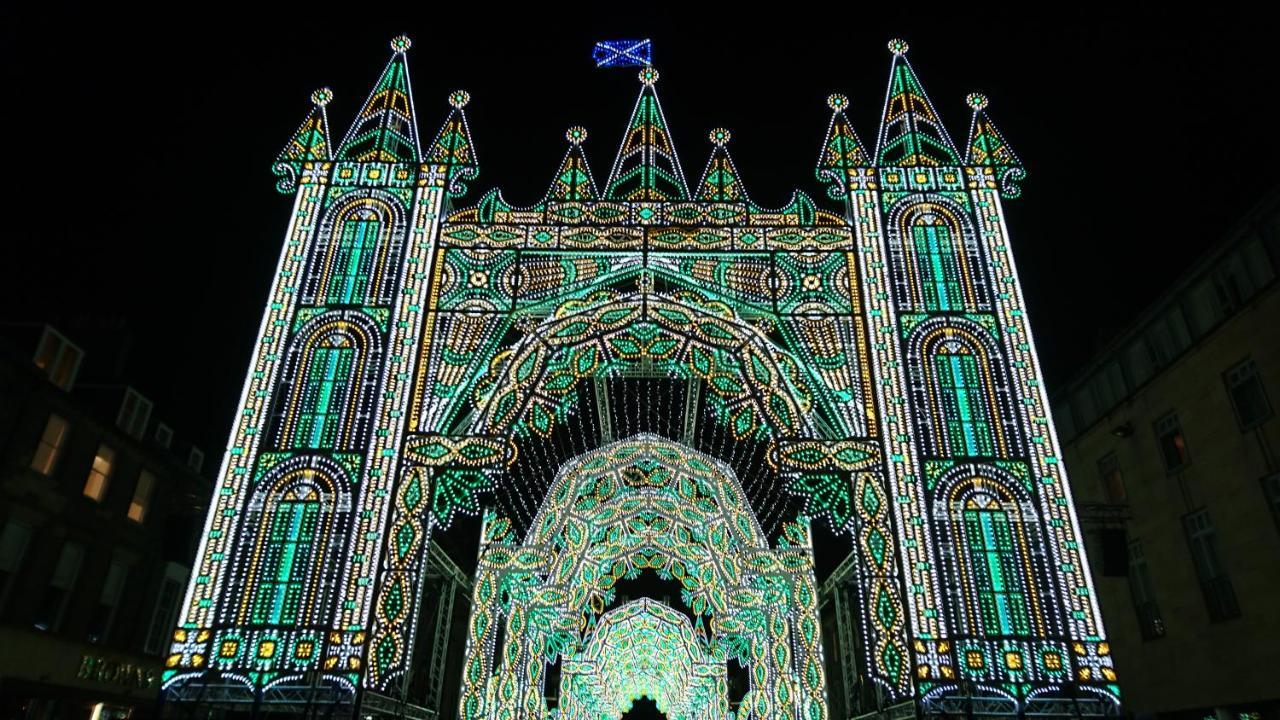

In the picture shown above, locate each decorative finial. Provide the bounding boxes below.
[566,126,588,144]
[826,93,849,111]
[887,38,909,56]
[966,92,989,111]
[639,67,659,86]
[390,35,412,53]
[448,90,471,109]
[708,128,731,146]
[310,88,333,107]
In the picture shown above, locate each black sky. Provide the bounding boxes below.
[2,6,1275,453]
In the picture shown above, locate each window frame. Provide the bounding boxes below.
[83,444,116,502]
[31,413,71,476]
[1096,452,1127,504]
[1153,412,1190,474]
[1181,508,1241,622]
[1223,358,1273,431]
[128,470,157,524]
[1126,538,1165,640]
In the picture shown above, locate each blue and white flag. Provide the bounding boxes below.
[593,39,653,68]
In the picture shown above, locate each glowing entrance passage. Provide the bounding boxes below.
[561,598,722,720]
[460,435,826,720]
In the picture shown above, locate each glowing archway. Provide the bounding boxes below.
[460,435,826,720]
[560,598,724,720]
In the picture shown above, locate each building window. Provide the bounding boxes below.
[154,423,173,449]
[32,326,83,391]
[34,541,85,631]
[116,388,154,440]
[1224,360,1272,430]
[1182,509,1241,622]
[188,447,205,474]
[30,414,70,476]
[128,471,156,523]
[83,445,116,502]
[87,554,129,644]
[0,520,33,614]
[1154,412,1190,473]
[144,563,188,655]
[1127,539,1165,640]
[1097,452,1126,504]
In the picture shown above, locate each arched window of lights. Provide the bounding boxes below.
[914,321,1016,459]
[239,467,346,626]
[310,194,402,307]
[942,474,1044,638]
[276,313,381,452]
[894,200,982,312]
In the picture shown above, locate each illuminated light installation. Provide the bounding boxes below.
[463,435,825,720]
[163,35,1119,719]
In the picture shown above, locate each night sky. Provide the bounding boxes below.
[3,7,1276,454]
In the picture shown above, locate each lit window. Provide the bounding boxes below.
[933,347,996,457]
[32,326,83,391]
[1154,412,1190,473]
[1224,360,1272,430]
[128,471,156,523]
[1097,452,1126,504]
[83,445,116,502]
[31,414,70,476]
[326,210,381,304]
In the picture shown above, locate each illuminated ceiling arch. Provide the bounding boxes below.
[457,435,826,720]
[560,598,724,720]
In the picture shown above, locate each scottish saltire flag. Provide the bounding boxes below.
[593,39,653,68]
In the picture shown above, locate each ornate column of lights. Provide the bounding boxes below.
[818,83,924,698]
[165,86,334,686]
[961,91,1117,700]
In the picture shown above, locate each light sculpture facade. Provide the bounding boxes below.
[161,36,1119,718]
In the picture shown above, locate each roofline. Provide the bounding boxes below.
[1052,185,1280,398]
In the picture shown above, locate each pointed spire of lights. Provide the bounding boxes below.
[335,35,421,163]
[426,89,480,198]
[271,88,334,193]
[545,126,599,202]
[875,39,960,167]
[814,93,870,200]
[696,128,749,202]
[964,92,1026,198]
[604,67,690,202]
